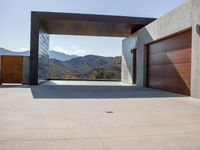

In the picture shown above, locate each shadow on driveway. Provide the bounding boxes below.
[30,85,186,99]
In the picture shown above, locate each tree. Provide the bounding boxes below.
[89,71,97,80]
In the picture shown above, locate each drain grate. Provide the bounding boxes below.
[106,111,113,114]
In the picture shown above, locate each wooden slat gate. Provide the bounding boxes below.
[1,56,23,84]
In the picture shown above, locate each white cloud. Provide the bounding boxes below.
[52,46,86,56]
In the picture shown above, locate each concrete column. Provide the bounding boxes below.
[23,56,30,85]
[191,0,200,98]
[30,14,49,85]
[0,56,1,85]
[30,16,40,85]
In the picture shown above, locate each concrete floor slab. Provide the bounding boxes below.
[43,80,127,86]
[31,81,184,99]
[0,82,200,149]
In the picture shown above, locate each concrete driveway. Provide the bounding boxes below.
[0,82,200,150]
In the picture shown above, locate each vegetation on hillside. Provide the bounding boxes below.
[49,55,121,80]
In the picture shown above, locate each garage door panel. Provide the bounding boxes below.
[165,72,190,82]
[148,48,191,66]
[149,31,191,53]
[148,77,190,95]
[147,65,166,71]
[148,71,165,78]
[149,41,167,54]
[148,52,165,65]
[148,77,190,88]
[149,70,190,80]
[148,63,191,74]
[148,65,167,78]
[149,72,190,82]
[147,30,191,95]
[165,63,191,75]
[163,31,191,52]
[165,48,191,64]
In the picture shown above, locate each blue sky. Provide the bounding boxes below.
[0,0,185,56]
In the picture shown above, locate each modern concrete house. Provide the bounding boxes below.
[122,0,200,99]
[29,0,200,99]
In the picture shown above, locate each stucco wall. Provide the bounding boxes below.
[122,0,200,99]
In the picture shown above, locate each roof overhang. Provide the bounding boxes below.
[32,11,156,37]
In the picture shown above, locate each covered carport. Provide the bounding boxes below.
[30,11,155,85]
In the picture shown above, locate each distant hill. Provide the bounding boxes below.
[49,55,121,80]
[0,48,78,61]
[0,47,30,56]
[65,55,121,78]
[49,50,78,61]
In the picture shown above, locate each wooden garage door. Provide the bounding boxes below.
[147,30,191,95]
[1,56,23,83]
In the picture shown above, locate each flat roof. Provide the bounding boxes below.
[32,11,156,37]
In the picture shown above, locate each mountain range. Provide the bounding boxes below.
[49,50,78,61]
[0,47,78,61]
[49,55,121,80]
[0,47,30,56]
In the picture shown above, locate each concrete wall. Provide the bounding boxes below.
[122,0,200,99]
[0,56,1,84]
[23,56,30,85]
[191,0,200,98]
[121,36,137,85]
